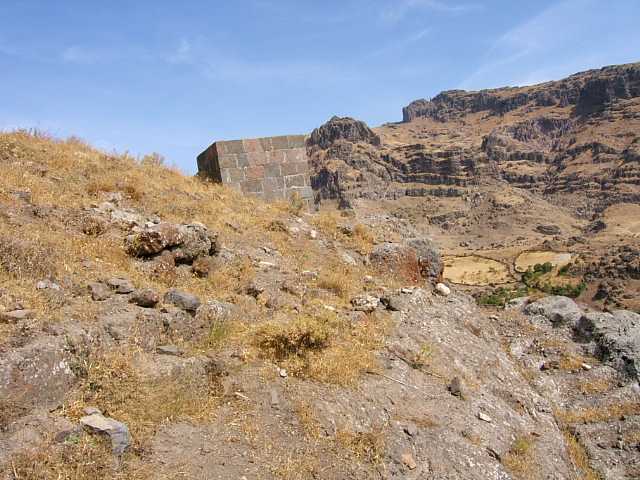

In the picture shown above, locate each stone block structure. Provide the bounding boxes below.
[197,135,313,202]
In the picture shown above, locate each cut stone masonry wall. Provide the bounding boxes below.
[197,135,312,203]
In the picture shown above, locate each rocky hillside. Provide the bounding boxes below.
[1,130,638,479]
[310,62,640,212]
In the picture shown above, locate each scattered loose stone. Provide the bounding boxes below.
[156,345,182,356]
[477,412,493,423]
[351,294,380,313]
[106,278,135,294]
[36,279,61,291]
[80,412,131,455]
[582,363,593,371]
[404,423,419,437]
[0,309,35,323]
[89,282,112,301]
[435,283,451,296]
[341,252,357,266]
[278,368,288,378]
[401,452,418,470]
[309,229,318,239]
[130,288,160,308]
[448,376,464,398]
[164,289,201,312]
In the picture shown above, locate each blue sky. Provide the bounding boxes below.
[1,0,638,173]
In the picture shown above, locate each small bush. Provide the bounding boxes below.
[477,286,528,307]
[255,314,331,360]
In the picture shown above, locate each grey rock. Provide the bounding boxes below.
[524,295,582,327]
[88,282,112,301]
[80,413,131,455]
[164,289,201,312]
[36,279,61,291]
[351,294,380,313]
[130,288,160,308]
[449,376,464,397]
[407,237,444,281]
[156,345,182,356]
[505,296,529,311]
[575,309,640,380]
[0,309,35,323]
[536,224,561,235]
[106,278,135,294]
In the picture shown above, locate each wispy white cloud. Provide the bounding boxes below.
[365,28,431,59]
[163,37,362,85]
[61,45,100,64]
[380,0,481,24]
[459,0,640,90]
[166,38,193,64]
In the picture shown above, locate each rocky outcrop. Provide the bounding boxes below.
[308,116,381,149]
[576,310,640,380]
[125,222,218,264]
[403,62,640,122]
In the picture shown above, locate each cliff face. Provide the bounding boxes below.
[402,63,640,122]
[310,62,640,212]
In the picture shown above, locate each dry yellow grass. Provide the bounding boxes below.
[5,435,153,480]
[252,307,386,385]
[502,435,539,480]
[562,431,603,480]
[335,427,386,465]
[555,402,640,425]
[576,378,613,395]
[64,347,220,443]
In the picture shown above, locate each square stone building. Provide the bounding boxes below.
[197,135,313,203]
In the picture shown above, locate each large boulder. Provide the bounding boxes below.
[0,336,77,415]
[524,296,583,327]
[125,222,218,264]
[575,310,640,380]
[406,237,444,282]
[370,239,443,283]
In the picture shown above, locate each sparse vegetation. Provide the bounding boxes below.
[477,286,528,307]
[502,434,538,479]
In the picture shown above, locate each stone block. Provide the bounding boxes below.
[264,163,281,178]
[236,153,250,168]
[247,151,269,166]
[284,149,304,163]
[287,135,306,149]
[241,179,264,194]
[223,140,245,155]
[227,168,245,182]
[218,154,237,169]
[272,136,290,150]
[243,138,262,153]
[285,174,306,188]
[259,137,273,151]
[264,176,285,190]
[245,165,265,180]
[281,161,308,176]
[270,150,287,164]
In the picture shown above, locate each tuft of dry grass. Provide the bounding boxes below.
[4,434,153,480]
[66,348,221,443]
[562,431,603,480]
[576,377,613,395]
[555,402,640,425]
[502,434,538,479]
[252,307,386,385]
[335,427,386,465]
